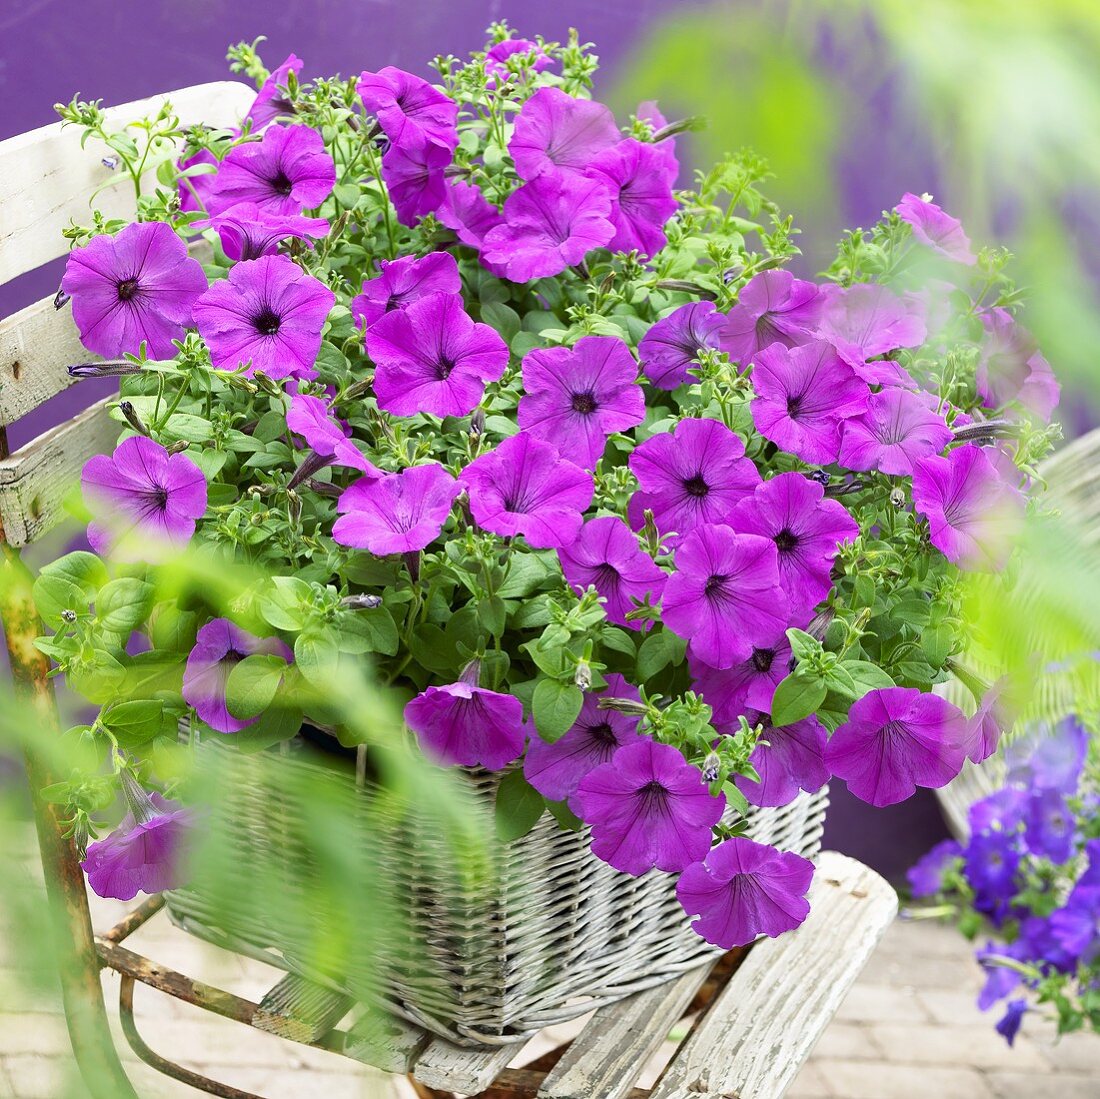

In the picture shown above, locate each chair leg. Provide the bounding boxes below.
[1,542,139,1099]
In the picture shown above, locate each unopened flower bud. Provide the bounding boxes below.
[54,287,72,310]
[165,440,190,455]
[574,660,592,691]
[597,696,649,716]
[469,408,486,437]
[287,488,302,525]
[71,815,90,861]
[343,377,373,402]
[890,487,906,509]
[69,360,143,379]
[118,401,151,437]
[102,156,119,170]
[722,266,741,286]
[60,609,78,624]
[119,768,158,827]
[340,594,383,610]
[702,752,720,783]
[810,469,830,487]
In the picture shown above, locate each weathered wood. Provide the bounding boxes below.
[537,962,715,1099]
[488,1068,649,1099]
[412,1033,528,1094]
[340,1009,431,1074]
[0,81,252,284]
[647,851,897,1099]
[252,973,354,1043]
[0,397,115,547]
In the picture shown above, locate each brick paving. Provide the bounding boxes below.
[2,832,1097,1098]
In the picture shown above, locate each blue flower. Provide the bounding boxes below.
[995,998,1028,1046]
[1024,790,1077,863]
[964,830,1021,924]
[1004,716,1088,794]
[908,838,963,898]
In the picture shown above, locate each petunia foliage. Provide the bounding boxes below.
[40,25,1061,942]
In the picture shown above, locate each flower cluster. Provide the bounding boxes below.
[41,28,1059,953]
[909,717,1099,1043]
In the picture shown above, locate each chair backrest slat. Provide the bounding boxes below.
[0,398,116,547]
[0,81,252,286]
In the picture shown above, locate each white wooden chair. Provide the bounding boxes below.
[0,82,897,1099]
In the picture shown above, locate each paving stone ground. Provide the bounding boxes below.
[2,831,1097,1099]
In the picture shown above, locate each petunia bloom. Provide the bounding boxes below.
[838,387,952,476]
[575,739,724,876]
[907,838,963,898]
[690,635,793,725]
[332,463,459,555]
[182,618,293,734]
[911,444,1025,570]
[896,192,976,265]
[731,472,859,622]
[733,711,830,808]
[750,340,869,464]
[62,221,207,359]
[245,53,303,131]
[380,139,451,226]
[461,432,593,549]
[484,37,554,87]
[518,335,645,468]
[676,836,814,948]
[480,174,614,282]
[197,201,329,262]
[638,301,725,390]
[350,252,461,330]
[636,100,678,176]
[437,180,504,249]
[208,124,335,216]
[82,436,207,562]
[662,524,789,670]
[1024,790,1076,863]
[719,270,823,366]
[557,516,667,629]
[366,291,508,417]
[1004,716,1088,795]
[405,666,527,770]
[357,67,458,153]
[995,1000,1029,1047]
[508,87,620,180]
[976,308,1060,423]
[192,254,335,381]
[82,790,194,901]
[585,138,678,257]
[825,686,969,807]
[963,678,1012,765]
[286,392,378,474]
[524,673,646,807]
[627,417,761,545]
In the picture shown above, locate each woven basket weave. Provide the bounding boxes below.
[164,731,828,1045]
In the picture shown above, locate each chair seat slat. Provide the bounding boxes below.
[252,974,354,1043]
[411,1033,528,1094]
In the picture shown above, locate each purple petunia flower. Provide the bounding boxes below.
[82,436,207,562]
[484,37,554,87]
[286,393,379,475]
[557,516,667,629]
[896,192,976,266]
[357,67,459,153]
[676,836,814,948]
[508,87,620,180]
[461,432,594,549]
[438,180,504,249]
[381,139,451,226]
[350,252,461,330]
[332,463,459,555]
[977,308,1060,423]
[404,665,527,770]
[965,830,1022,924]
[627,417,761,545]
[718,270,823,366]
[638,301,725,390]
[838,387,953,476]
[208,124,335,216]
[662,524,789,670]
[911,444,1024,571]
[366,291,508,417]
[963,678,1011,765]
[908,838,963,898]
[731,472,859,623]
[585,138,678,257]
[61,221,208,359]
[481,174,614,283]
[1024,790,1076,863]
[750,340,869,464]
[182,618,293,734]
[995,1000,1028,1047]
[518,336,645,468]
[197,201,329,262]
[524,673,646,807]
[1004,716,1089,794]
[734,710,830,808]
[976,941,1025,1010]
[192,254,335,381]
[245,53,303,131]
[968,788,1028,835]
[813,283,927,380]
[1049,880,1100,965]
[82,790,194,901]
[690,636,793,723]
[825,687,969,807]
[637,100,679,176]
[575,739,724,876]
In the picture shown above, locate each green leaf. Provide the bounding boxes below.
[545,797,584,831]
[258,576,312,631]
[771,672,828,727]
[822,662,857,698]
[722,780,751,817]
[480,301,521,343]
[100,699,166,747]
[96,578,155,636]
[33,552,107,623]
[921,624,954,668]
[786,627,822,663]
[840,660,895,698]
[335,607,399,656]
[532,679,583,742]
[478,595,507,637]
[225,653,288,720]
[334,182,361,209]
[234,704,304,753]
[496,553,553,598]
[893,598,932,628]
[637,629,686,681]
[494,769,545,842]
[295,629,340,686]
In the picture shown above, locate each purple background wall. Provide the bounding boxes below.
[0,0,953,879]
